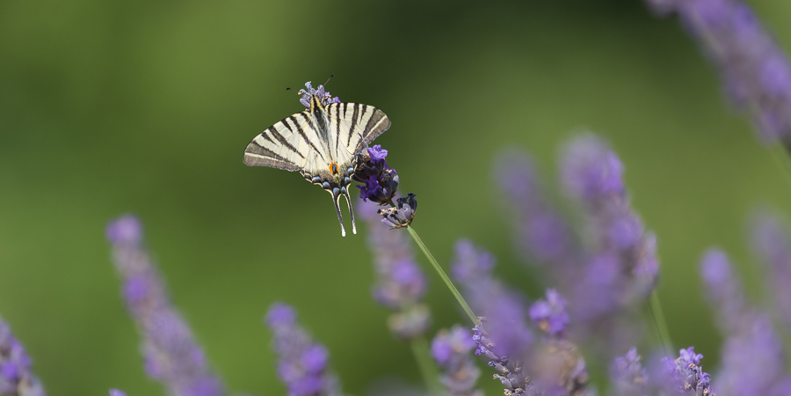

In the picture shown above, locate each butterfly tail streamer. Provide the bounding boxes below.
[331,188,347,237]
[341,186,357,235]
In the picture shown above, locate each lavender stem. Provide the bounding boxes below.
[406,226,478,324]
[409,337,442,395]
[649,290,673,352]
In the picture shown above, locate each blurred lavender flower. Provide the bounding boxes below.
[494,150,578,276]
[610,348,648,396]
[359,198,430,340]
[378,193,418,229]
[109,390,126,396]
[560,135,658,350]
[297,81,340,108]
[749,212,791,330]
[353,145,399,205]
[529,289,570,336]
[431,326,483,396]
[700,248,791,396]
[106,215,224,396]
[0,316,45,396]
[266,303,342,396]
[645,0,791,146]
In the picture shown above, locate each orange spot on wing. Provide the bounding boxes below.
[329,162,339,175]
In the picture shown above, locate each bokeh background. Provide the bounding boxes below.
[2,0,791,394]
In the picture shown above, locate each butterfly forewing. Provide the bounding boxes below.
[325,103,391,160]
[244,112,324,173]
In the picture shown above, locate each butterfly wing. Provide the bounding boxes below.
[243,111,327,173]
[325,102,391,162]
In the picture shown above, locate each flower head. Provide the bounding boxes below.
[0,317,45,396]
[297,81,340,108]
[354,146,399,205]
[378,193,417,229]
[266,303,342,396]
[610,348,648,396]
[431,326,482,396]
[656,347,715,396]
[106,215,224,396]
[529,289,570,335]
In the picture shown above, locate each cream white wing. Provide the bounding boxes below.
[243,111,330,175]
[325,102,391,164]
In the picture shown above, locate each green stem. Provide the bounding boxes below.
[410,337,442,395]
[407,225,478,325]
[649,290,673,353]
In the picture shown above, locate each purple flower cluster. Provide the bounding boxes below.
[297,81,340,108]
[0,317,45,396]
[657,347,715,396]
[700,248,791,396]
[645,0,791,146]
[359,198,430,340]
[497,134,659,355]
[451,240,591,396]
[749,212,791,330]
[353,145,399,205]
[265,303,342,396]
[106,215,225,396]
[430,326,482,396]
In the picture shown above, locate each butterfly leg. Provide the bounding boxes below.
[341,186,356,235]
[330,188,347,237]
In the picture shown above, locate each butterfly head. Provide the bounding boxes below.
[297,81,341,109]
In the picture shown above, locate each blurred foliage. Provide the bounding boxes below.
[2,0,791,395]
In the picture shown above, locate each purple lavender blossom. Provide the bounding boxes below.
[359,196,430,339]
[700,248,791,396]
[610,348,648,396]
[353,145,399,205]
[560,135,658,346]
[749,212,791,330]
[645,0,791,146]
[529,289,570,336]
[431,326,482,396]
[109,390,126,396]
[0,316,45,396]
[653,347,715,396]
[266,303,342,396]
[106,215,224,396]
[494,150,578,271]
[297,81,340,108]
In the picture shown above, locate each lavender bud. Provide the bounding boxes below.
[106,215,224,396]
[0,316,45,396]
[529,289,570,336]
[655,347,715,396]
[378,193,417,229]
[610,348,648,396]
[431,326,483,396]
[266,303,342,396]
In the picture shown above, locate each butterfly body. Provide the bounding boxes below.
[244,86,391,236]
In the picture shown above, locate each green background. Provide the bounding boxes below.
[2,0,791,394]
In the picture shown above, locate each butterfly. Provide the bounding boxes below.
[243,82,391,237]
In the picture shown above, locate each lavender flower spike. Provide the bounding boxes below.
[106,215,224,396]
[378,193,418,229]
[431,326,483,396]
[610,348,648,396]
[353,145,399,205]
[700,248,791,396]
[266,303,343,396]
[359,197,430,340]
[0,316,45,396]
[645,0,791,146]
[109,390,126,396]
[656,347,716,396]
[529,289,570,336]
[749,212,791,330]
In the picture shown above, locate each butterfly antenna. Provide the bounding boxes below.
[323,74,335,87]
[331,188,347,237]
[341,186,357,235]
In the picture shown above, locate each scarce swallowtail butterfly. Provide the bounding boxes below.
[243,82,391,237]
